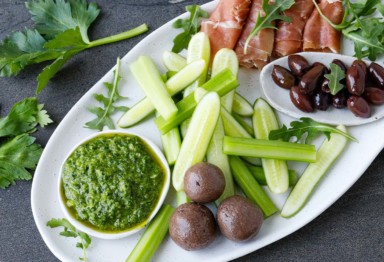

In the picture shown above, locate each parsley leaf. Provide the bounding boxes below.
[47,218,91,261]
[85,58,128,131]
[0,134,43,189]
[324,63,346,95]
[244,0,294,53]
[269,117,357,144]
[172,5,209,53]
[0,97,52,137]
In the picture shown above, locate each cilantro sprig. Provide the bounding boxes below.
[47,218,91,261]
[269,117,357,144]
[0,0,148,93]
[0,97,52,189]
[85,57,128,131]
[244,0,294,54]
[172,5,209,53]
[324,63,346,95]
[313,0,384,60]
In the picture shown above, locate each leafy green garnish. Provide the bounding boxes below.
[85,58,128,131]
[0,134,43,189]
[244,0,294,54]
[172,5,209,53]
[0,0,148,93]
[313,0,384,60]
[324,63,346,95]
[269,117,357,144]
[47,218,91,261]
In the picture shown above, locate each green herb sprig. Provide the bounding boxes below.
[324,63,346,95]
[172,5,209,53]
[47,218,91,261]
[269,117,357,144]
[85,57,128,131]
[0,0,148,93]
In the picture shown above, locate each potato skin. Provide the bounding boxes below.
[217,195,263,242]
[184,162,225,203]
[169,203,216,251]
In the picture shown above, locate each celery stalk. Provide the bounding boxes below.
[228,156,278,217]
[223,136,317,162]
[130,56,177,120]
[126,205,174,262]
[247,165,297,187]
[207,117,235,204]
[172,92,221,191]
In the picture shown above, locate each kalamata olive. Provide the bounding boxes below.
[184,162,225,203]
[299,63,327,94]
[217,195,263,242]
[321,78,331,93]
[332,59,348,74]
[332,89,349,109]
[346,60,367,95]
[347,95,371,118]
[290,85,314,112]
[368,62,384,89]
[288,55,311,77]
[169,203,216,251]
[313,90,331,111]
[271,65,296,89]
[363,87,384,105]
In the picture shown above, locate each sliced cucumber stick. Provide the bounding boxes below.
[221,106,252,138]
[172,92,221,191]
[281,125,349,218]
[233,93,254,116]
[253,98,289,194]
[160,127,181,166]
[162,51,187,72]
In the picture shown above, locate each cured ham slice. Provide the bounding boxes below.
[274,0,315,57]
[303,0,344,53]
[234,0,274,69]
[200,0,251,60]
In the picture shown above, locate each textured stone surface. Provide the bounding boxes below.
[0,1,383,261]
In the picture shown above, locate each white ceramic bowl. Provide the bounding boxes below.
[58,130,170,240]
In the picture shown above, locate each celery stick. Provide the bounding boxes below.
[126,205,174,262]
[176,191,190,206]
[162,51,187,72]
[223,136,317,162]
[281,125,349,218]
[160,127,181,165]
[221,106,252,138]
[228,156,278,217]
[172,92,221,191]
[183,32,210,96]
[155,69,238,134]
[118,59,205,127]
[247,165,297,187]
[233,93,254,116]
[211,48,239,112]
[130,56,177,120]
[253,98,289,194]
[232,113,254,136]
[207,117,235,204]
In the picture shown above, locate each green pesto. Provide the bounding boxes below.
[62,134,165,232]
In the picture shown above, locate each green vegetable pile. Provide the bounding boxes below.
[0,0,148,93]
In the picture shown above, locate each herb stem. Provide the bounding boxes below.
[87,24,148,48]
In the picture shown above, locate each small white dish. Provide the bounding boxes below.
[260,52,384,126]
[58,130,170,240]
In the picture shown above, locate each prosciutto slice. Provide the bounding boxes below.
[200,0,251,60]
[274,0,315,57]
[303,0,344,53]
[234,0,274,69]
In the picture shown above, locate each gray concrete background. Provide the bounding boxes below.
[0,0,383,261]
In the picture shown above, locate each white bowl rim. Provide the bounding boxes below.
[57,130,171,240]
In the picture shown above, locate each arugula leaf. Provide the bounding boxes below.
[269,117,357,144]
[47,218,91,261]
[244,0,294,53]
[85,58,128,131]
[26,0,100,43]
[172,5,209,53]
[324,63,346,95]
[0,134,43,188]
[0,97,52,137]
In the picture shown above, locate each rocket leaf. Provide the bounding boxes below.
[324,63,346,95]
